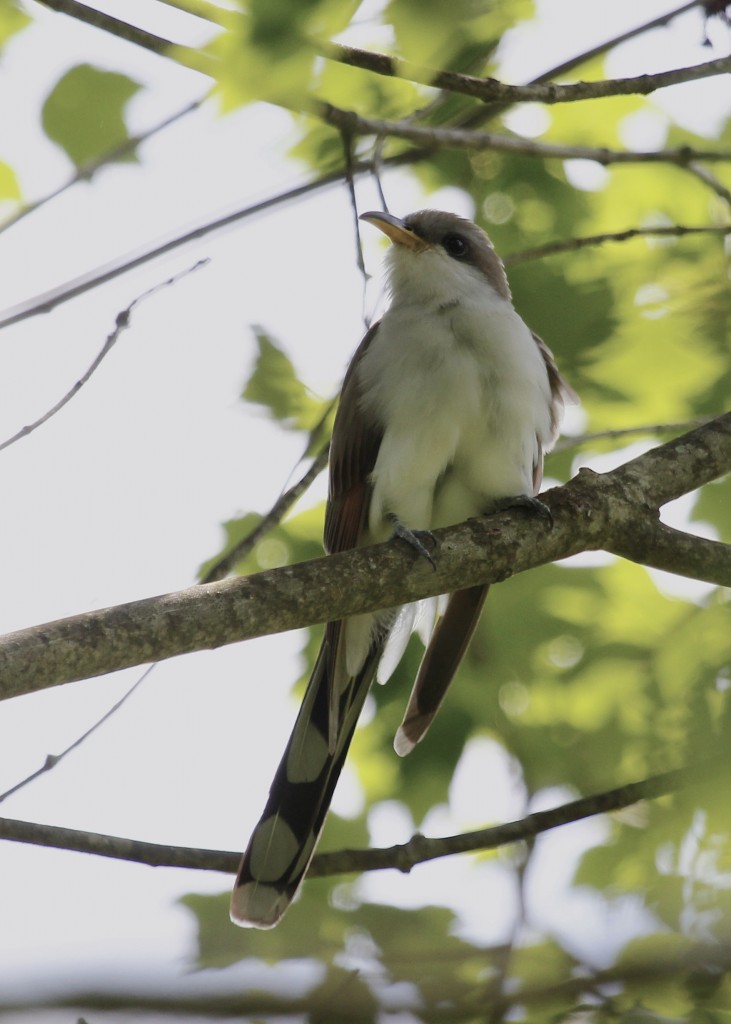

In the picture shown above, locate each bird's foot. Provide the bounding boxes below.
[388,516,437,569]
[490,494,553,526]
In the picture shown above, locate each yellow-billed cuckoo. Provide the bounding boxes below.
[231,209,575,928]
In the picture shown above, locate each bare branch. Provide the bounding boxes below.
[200,441,329,584]
[328,45,731,107]
[33,0,214,74]
[0,426,328,802]
[516,1,705,82]
[0,665,154,805]
[458,0,707,130]
[506,224,731,265]
[309,754,721,878]
[685,160,731,206]
[0,753,720,875]
[0,260,209,453]
[609,519,731,584]
[0,171,350,331]
[0,415,728,702]
[317,103,731,165]
[553,417,714,453]
[0,97,207,238]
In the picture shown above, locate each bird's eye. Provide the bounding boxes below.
[443,234,469,258]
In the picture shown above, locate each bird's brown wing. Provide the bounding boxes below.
[531,329,577,490]
[322,322,384,742]
[231,323,386,928]
[325,321,383,555]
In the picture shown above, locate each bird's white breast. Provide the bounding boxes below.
[358,252,553,537]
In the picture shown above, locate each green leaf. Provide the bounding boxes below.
[386,0,533,66]
[0,160,21,202]
[242,328,327,431]
[212,0,359,109]
[198,503,324,583]
[41,64,142,168]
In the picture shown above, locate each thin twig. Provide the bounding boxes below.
[1,429,330,800]
[0,97,207,238]
[0,171,351,331]
[200,440,330,584]
[318,103,731,165]
[685,160,731,206]
[553,418,713,453]
[0,753,720,874]
[329,46,730,108]
[457,0,706,130]
[370,137,389,212]
[505,224,731,265]
[34,0,214,74]
[340,128,367,282]
[0,259,209,454]
[0,666,155,805]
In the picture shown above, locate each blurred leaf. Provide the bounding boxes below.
[199,502,324,581]
[213,0,359,108]
[386,0,533,66]
[41,64,142,168]
[0,160,21,202]
[0,0,30,51]
[510,938,577,993]
[243,328,328,431]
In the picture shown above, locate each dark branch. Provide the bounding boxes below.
[0,260,208,453]
[200,442,330,584]
[0,97,206,238]
[0,753,720,875]
[328,45,731,107]
[0,171,349,331]
[33,0,214,73]
[317,103,731,165]
[505,224,731,265]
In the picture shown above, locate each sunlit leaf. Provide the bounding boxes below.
[0,0,30,51]
[0,160,21,202]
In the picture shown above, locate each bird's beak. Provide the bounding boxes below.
[360,211,429,252]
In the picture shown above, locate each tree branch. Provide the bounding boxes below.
[0,415,728,701]
[0,260,208,453]
[553,417,713,453]
[0,97,206,238]
[0,171,350,331]
[0,753,720,875]
[328,45,731,107]
[33,0,214,74]
[685,160,731,206]
[200,442,330,584]
[317,102,731,165]
[505,224,731,265]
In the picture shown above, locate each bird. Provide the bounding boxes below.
[230,208,575,928]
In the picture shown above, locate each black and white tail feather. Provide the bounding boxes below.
[230,618,389,927]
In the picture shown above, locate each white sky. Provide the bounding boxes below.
[0,0,728,1013]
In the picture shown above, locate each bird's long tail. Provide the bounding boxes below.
[231,624,383,928]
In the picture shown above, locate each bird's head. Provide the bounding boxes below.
[360,209,511,305]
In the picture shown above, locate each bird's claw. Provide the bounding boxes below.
[389,519,437,569]
[491,494,553,526]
